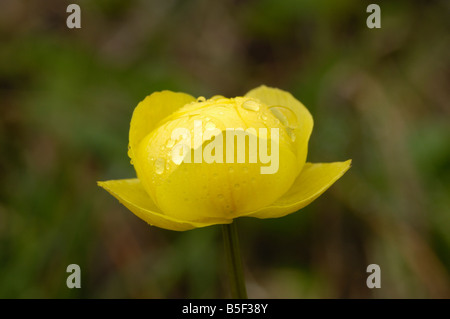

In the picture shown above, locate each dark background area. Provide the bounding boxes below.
[0,0,449,298]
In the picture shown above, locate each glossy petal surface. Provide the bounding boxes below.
[98,179,232,231]
[244,160,352,219]
[246,85,314,170]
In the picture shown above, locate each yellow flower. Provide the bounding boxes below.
[98,85,351,231]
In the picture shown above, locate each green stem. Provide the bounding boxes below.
[222,221,248,299]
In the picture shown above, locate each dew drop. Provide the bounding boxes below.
[242,100,260,112]
[269,106,298,128]
[258,113,268,121]
[197,96,206,102]
[287,128,296,142]
[211,95,225,100]
[269,106,299,142]
[154,158,165,175]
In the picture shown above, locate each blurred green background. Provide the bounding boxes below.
[1,0,449,298]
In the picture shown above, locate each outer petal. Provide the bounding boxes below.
[128,91,195,200]
[243,160,351,219]
[245,85,314,170]
[128,91,195,161]
[97,179,232,231]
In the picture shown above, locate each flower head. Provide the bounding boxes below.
[98,85,351,231]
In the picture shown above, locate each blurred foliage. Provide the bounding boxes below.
[0,0,449,298]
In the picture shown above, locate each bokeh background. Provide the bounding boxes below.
[1,0,449,298]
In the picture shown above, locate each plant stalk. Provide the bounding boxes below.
[222,221,248,299]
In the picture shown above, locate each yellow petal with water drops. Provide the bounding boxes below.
[245,85,314,171]
[134,96,299,222]
[97,179,232,231]
[128,91,195,162]
[244,160,351,219]
[148,139,298,222]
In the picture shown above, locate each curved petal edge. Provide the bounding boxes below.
[128,90,195,162]
[97,179,232,231]
[244,160,352,219]
[245,85,314,168]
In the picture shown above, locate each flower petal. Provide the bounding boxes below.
[128,91,195,162]
[245,85,314,170]
[134,96,300,221]
[97,179,232,231]
[243,160,351,219]
[128,91,195,200]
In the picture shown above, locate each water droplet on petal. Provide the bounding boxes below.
[269,106,298,128]
[154,158,165,175]
[211,95,225,100]
[287,128,296,142]
[242,100,260,112]
[258,113,268,121]
[197,96,206,102]
[269,106,299,142]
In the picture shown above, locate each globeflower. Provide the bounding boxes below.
[98,85,351,231]
[98,85,351,298]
